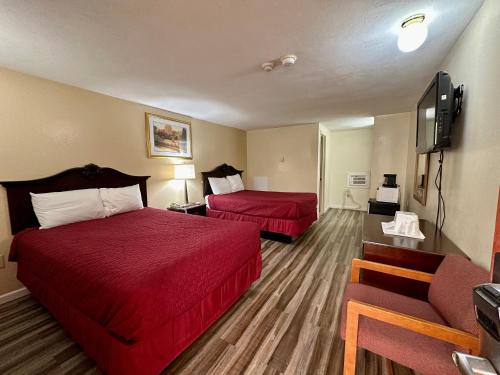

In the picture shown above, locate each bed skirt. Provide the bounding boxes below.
[207,209,317,237]
[17,253,262,375]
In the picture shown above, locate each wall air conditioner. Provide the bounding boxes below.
[347,172,370,188]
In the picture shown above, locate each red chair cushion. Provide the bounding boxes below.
[428,255,489,336]
[341,283,460,375]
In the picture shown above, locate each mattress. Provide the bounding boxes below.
[10,208,261,343]
[206,190,317,220]
[17,247,261,374]
[207,209,317,238]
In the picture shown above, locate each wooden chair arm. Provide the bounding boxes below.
[350,258,434,284]
[343,299,480,375]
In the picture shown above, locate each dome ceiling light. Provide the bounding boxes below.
[397,14,427,53]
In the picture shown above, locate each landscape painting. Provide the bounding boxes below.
[145,113,192,158]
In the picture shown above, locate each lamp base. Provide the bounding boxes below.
[184,180,189,204]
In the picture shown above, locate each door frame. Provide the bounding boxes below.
[319,133,327,213]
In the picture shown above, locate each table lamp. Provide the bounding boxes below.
[174,164,196,204]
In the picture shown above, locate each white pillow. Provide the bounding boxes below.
[226,174,244,192]
[31,188,106,229]
[99,184,144,217]
[208,177,232,195]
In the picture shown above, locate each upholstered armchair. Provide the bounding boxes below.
[341,255,489,375]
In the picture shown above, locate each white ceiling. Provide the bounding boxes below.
[0,0,483,130]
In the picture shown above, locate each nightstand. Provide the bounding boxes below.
[167,203,206,216]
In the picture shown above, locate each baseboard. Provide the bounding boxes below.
[0,287,30,305]
[329,204,367,212]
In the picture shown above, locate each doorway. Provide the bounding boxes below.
[319,133,327,214]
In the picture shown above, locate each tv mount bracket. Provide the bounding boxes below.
[453,84,464,120]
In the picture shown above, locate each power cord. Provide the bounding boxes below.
[343,189,361,210]
[434,150,446,232]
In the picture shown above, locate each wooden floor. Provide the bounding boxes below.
[0,209,416,375]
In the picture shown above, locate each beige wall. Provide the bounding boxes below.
[0,67,246,295]
[370,113,411,205]
[327,128,373,210]
[246,124,319,193]
[407,0,500,269]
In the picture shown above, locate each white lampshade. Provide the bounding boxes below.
[174,164,196,180]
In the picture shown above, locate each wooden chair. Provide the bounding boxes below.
[341,255,488,375]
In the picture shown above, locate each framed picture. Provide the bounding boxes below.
[145,113,192,159]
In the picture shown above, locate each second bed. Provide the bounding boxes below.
[202,164,317,241]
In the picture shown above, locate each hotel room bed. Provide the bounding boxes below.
[202,164,318,239]
[3,165,262,375]
[206,190,317,237]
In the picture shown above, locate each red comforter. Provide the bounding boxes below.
[207,190,317,219]
[10,208,261,343]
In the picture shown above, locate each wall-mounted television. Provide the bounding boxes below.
[416,71,463,154]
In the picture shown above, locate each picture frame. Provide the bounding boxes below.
[145,113,192,159]
[413,152,429,205]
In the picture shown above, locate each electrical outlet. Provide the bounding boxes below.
[0,254,5,269]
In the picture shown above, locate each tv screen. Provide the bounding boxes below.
[416,71,457,154]
[417,83,437,153]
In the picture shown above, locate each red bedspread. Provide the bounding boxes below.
[207,190,317,219]
[10,208,261,343]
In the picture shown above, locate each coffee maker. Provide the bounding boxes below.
[453,254,500,374]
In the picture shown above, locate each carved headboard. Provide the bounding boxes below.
[1,164,150,234]
[201,164,243,196]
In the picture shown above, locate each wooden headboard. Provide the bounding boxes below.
[1,164,150,234]
[201,164,243,196]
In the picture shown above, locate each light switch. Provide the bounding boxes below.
[0,254,5,269]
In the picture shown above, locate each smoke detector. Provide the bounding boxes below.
[261,54,298,72]
[261,62,274,72]
[280,54,297,67]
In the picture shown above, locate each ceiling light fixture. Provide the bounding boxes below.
[280,54,297,67]
[397,14,427,53]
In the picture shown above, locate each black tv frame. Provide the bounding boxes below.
[416,71,462,154]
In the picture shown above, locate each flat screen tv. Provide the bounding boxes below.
[416,71,461,154]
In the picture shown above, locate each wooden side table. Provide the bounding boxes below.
[361,213,466,300]
[167,203,206,216]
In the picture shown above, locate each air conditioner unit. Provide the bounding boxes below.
[347,173,369,188]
